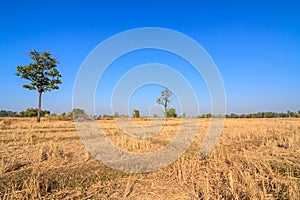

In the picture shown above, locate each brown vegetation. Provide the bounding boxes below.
[0,118,299,199]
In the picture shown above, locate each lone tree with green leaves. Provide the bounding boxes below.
[156,87,173,118]
[132,109,140,118]
[166,108,177,118]
[16,50,62,122]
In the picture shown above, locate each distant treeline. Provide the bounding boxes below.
[0,108,90,120]
[0,108,50,117]
[199,110,300,118]
[1,109,300,119]
[0,108,78,119]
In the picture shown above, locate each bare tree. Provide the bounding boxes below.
[156,88,172,118]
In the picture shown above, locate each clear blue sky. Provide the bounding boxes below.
[1,0,299,115]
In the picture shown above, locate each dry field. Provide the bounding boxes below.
[0,117,299,199]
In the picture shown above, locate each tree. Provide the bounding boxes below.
[287,110,295,118]
[0,110,17,117]
[69,108,88,119]
[240,114,246,118]
[19,108,50,117]
[113,112,120,118]
[166,108,177,118]
[102,114,113,119]
[156,88,173,117]
[153,114,159,118]
[16,50,62,122]
[132,109,140,118]
[279,112,289,118]
[228,113,240,118]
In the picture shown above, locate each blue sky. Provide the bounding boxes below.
[1,0,299,115]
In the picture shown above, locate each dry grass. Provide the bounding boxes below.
[0,117,299,199]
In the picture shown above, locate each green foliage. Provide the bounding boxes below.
[102,114,113,119]
[153,114,159,118]
[40,110,50,117]
[230,113,240,118]
[288,110,295,117]
[69,108,87,119]
[197,110,300,119]
[224,111,300,118]
[166,108,177,118]
[157,88,173,117]
[16,50,62,93]
[0,110,17,117]
[19,108,50,117]
[132,109,140,118]
[72,108,86,116]
[19,108,37,117]
[198,113,212,118]
[113,112,120,118]
[16,50,62,122]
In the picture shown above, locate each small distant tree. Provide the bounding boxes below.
[132,109,140,118]
[153,114,159,118]
[230,113,240,118]
[102,114,113,119]
[166,108,177,118]
[113,112,120,118]
[19,108,50,117]
[200,114,206,118]
[279,112,289,118]
[16,50,62,122]
[157,88,173,118]
[20,108,37,117]
[240,114,246,118]
[181,113,186,118]
[70,108,87,119]
[0,110,17,117]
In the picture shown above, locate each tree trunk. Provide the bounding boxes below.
[37,91,42,122]
[164,102,167,118]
